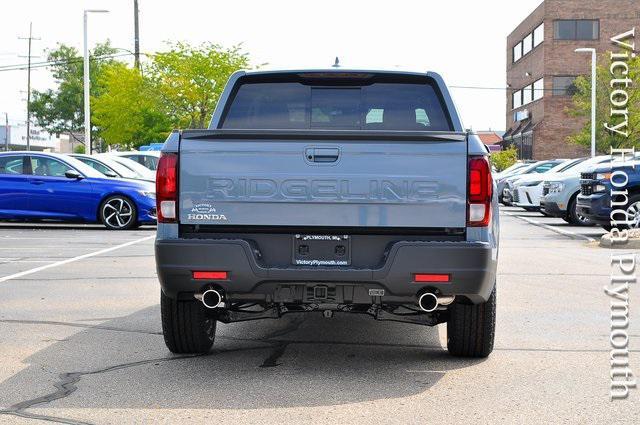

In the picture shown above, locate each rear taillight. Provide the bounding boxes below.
[468,156,492,227]
[156,153,178,223]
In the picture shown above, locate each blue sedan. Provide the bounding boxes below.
[0,152,157,230]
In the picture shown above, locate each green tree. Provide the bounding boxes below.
[30,42,118,143]
[490,146,518,172]
[93,63,172,148]
[149,42,250,128]
[567,54,640,152]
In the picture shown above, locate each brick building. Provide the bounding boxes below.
[504,0,640,159]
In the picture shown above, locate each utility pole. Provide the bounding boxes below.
[18,22,40,151]
[134,0,140,69]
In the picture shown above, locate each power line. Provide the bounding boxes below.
[0,52,136,72]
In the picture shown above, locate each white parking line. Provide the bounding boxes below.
[0,235,155,283]
[503,212,596,242]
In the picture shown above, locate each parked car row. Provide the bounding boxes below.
[0,151,160,230]
[498,154,640,230]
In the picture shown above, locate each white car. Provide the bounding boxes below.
[98,154,157,181]
[70,154,154,183]
[512,158,586,211]
[109,151,160,171]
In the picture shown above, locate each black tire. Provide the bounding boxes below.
[567,196,593,226]
[447,285,496,358]
[161,291,216,354]
[523,207,538,212]
[99,195,138,230]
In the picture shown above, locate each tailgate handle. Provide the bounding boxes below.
[306,147,339,163]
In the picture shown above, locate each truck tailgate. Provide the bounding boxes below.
[178,130,467,228]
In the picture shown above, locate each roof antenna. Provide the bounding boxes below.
[332,57,340,68]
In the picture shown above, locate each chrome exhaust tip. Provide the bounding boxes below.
[198,289,223,309]
[418,292,439,312]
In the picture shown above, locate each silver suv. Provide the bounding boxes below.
[540,155,615,225]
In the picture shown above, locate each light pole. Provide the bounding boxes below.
[575,47,596,158]
[83,9,109,155]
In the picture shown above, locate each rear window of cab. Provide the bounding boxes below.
[221,77,453,131]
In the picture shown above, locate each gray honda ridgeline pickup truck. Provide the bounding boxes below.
[155,69,499,358]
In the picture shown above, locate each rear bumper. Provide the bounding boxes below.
[156,239,497,304]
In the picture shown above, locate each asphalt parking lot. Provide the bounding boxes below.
[0,208,638,424]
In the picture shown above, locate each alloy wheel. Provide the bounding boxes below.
[102,197,134,229]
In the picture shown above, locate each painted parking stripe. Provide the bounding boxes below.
[0,235,155,283]
[503,212,596,242]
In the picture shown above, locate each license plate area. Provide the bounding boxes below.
[293,234,351,266]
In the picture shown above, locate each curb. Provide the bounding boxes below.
[600,232,640,249]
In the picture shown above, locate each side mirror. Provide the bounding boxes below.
[65,170,84,180]
[104,170,118,178]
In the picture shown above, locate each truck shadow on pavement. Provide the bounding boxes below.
[0,305,487,420]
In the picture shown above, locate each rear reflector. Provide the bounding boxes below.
[192,271,228,280]
[413,273,450,283]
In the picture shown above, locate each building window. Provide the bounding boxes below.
[522,33,533,56]
[533,78,544,101]
[552,76,577,95]
[533,23,544,47]
[513,42,522,62]
[512,77,544,110]
[513,90,522,109]
[554,20,599,40]
[577,20,599,40]
[523,84,533,104]
[512,22,544,63]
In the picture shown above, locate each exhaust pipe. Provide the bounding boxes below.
[197,289,223,309]
[418,292,439,312]
[417,292,456,312]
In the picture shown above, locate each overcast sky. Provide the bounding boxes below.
[0,0,543,132]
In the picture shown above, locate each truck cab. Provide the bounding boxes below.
[155,69,499,358]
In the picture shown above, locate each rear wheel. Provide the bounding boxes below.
[100,195,137,230]
[447,285,496,358]
[161,291,216,354]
